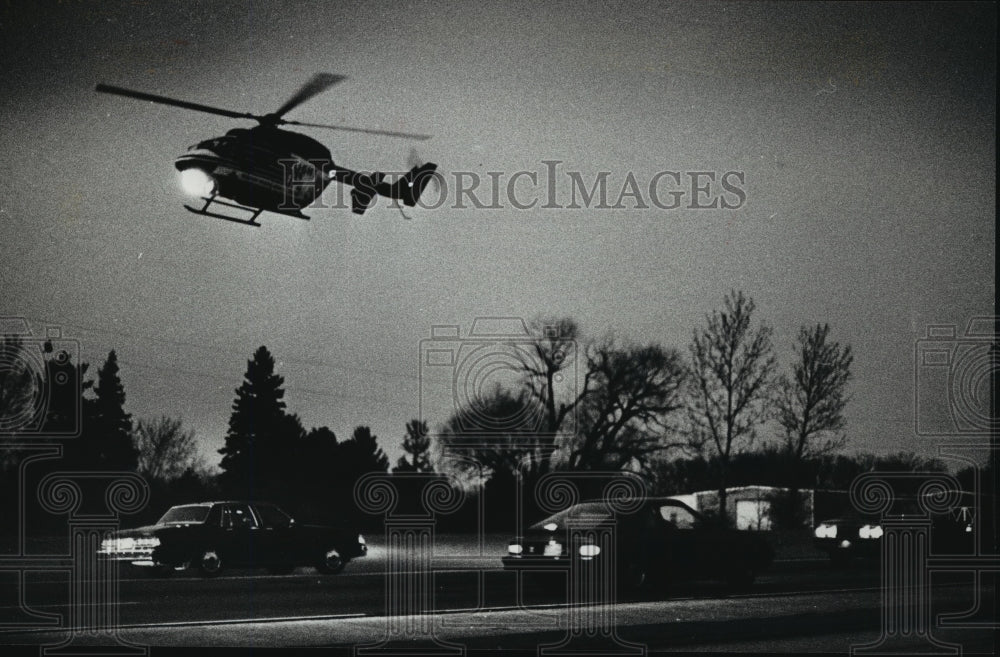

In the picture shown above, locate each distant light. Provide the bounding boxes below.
[508,543,523,555]
[544,523,558,532]
[179,168,216,196]
[579,544,600,558]
[543,540,563,557]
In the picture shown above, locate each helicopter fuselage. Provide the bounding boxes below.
[98,75,436,224]
[174,126,334,216]
[174,126,438,220]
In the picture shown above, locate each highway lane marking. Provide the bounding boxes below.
[1,592,864,634]
[0,581,981,635]
[0,612,366,634]
[0,601,142,611]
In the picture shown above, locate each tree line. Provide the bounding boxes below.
[434,291,856,525]
[1,290,987,534]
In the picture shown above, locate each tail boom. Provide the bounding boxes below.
[332,163,439,215]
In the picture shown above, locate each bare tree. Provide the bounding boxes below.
[0,337,41,438]
[436,384,548,483]
[510,317,598,475]
[568,338,688,472]
[134,415,202,481]
[518,318,590,432]
[687,290,776,524]
[774,323,853,461]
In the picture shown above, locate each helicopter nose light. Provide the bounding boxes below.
[179,168,216,196]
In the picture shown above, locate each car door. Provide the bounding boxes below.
[655,502,702,576]
[217,503,261,566]
[253,503,297,564]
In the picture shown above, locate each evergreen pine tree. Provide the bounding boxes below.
[88,350,137,470]
[342,425,389,474]
[218,346,293,499]
[393,419,432,473]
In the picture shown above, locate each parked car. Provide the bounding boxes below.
[813,494,975,566]
[98,501,367,577]
[501,497,773,591]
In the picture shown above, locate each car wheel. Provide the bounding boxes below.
[725,566,755,590]
[267,564,296,575]
[196,549,223,577]
[316,547,345,575]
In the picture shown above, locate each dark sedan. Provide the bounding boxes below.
[814,494,975,566]
[98,501,367,577]
[502,497,773,591]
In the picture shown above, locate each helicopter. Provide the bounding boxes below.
[95,74,438,226]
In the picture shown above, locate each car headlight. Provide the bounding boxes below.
[814,523,838,539]
[859,524,882,539]
[358,534,366,545]
[508,543,523,555]
[543,540,563,557]
[578,544,601,558]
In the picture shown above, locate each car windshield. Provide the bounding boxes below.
[530,502,614,530]
[158,505,211,525]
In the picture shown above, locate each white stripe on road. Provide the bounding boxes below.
[0,601,141,611]
[7,580,966,636]
[0,585,887,634]
[0,612,366,634]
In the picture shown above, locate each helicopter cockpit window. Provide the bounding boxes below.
[189,137,229,152]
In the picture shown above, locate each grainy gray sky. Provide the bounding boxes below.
[0,1,994,470]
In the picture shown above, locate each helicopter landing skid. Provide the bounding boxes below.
[183,195,311,227]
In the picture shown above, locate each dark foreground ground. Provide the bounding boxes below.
[0,534,996,654]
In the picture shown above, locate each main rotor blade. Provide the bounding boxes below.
[95,84,254,120]
[281,119,432,140]
[271,73,346,119]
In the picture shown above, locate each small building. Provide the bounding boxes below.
[668,486,851,530]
